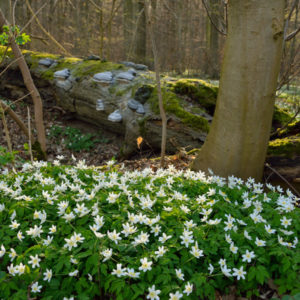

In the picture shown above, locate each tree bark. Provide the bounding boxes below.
[0,8,47,157]
[191,0,285,181]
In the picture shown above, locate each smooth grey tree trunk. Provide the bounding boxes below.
[191,0,285,181]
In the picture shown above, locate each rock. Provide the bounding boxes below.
[38,58,55,67]
[135,63,148,71]
[93,71,113,83]
[54,69,70,80]
[128,68,137,76]
[55,79,72,91]
[136,104,145,114]
[108,110,122,122]
[134,85,154,104]
[127,99,140,110]
[85,55,101,61]
[96,99,105,111]
[120,61,148,71]
[116,71,135,81]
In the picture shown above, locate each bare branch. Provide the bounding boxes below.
[0,56,22,77]
[285,26,300,41]
[202,0,227,36]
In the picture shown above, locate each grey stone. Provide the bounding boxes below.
[96,99,105,111]
[128,68,137,76]
[108,110,122,122]
[116,72,135,81]
[93,71,113,82]
[119,61,136,68]
[135,64,148,71]
[54,69,70,79]
[38,58,55,67]
[136,104,145,114]
[86,55,100,61]
[55,79,72,91]
[128,99,140,110]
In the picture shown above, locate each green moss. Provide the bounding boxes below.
[277,120,300,137]
[168,79,218,114]
[148,87,210,133]
[268,135,300,157]
[272,105,292,127]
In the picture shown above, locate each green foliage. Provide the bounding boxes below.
[0,146,17,167]
[48,125,107,152]
[0,161,299,299]
[0,25,30,46]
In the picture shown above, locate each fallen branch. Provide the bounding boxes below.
[265,163,300,197]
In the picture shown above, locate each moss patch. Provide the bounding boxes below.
[268,134,300,157]
[148,86,210,133]
[168,79,218,114]
[272,105,293,128]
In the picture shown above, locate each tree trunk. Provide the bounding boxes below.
[0,9,47,157]
[135,0,146,64]
[191,0,285,181]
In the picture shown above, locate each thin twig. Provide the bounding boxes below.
[0,45,9,67]
[285,26,300,41]
[0,101,13,156]
[201,0,227,36]
[3,91,33,112]
[0,56,22,77]
[270,106,300,137]
[265,163,300,197]
[27,106,33,162]
[20,1,49,34]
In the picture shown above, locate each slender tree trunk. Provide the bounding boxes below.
[191,0,285,181]
[136,0,146,64]
[0,9,47,157]
[145,0,167,168]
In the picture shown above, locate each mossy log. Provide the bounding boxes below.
[0,47,215,158]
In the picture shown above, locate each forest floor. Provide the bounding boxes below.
[1,101,300,194]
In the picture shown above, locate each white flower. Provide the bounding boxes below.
[147,285,161,300]
[133,231,150,246]
[255,237,266,247]
[88,273,93,281]
[17,230,24,241]
[232,266,246,280]
[9,248,17,262]
[244,230,252,240]
[242,250,255,263]
[121,223,137,237]
[225,234,232,243]
[69,270,79,277]
[127,268,140,278]
[26,225,43,238]
[155,246,168,258]
[43,269,52,282]
[9,220,20,230]
[0,203,5,212]
[8,263,18,276]
[112,264,127,277]
[0,244,5,257]
[265,224,276,234]
[101,248,113,262]
[31,282,42,293]
[43,235,53,246]
[175,268,184,280]
[183,282,193,296]
[169,291,183,300]
[158,232,172,243]
[219,258,226,268]
[16,263,26,275]
[180,231,194,247]
[70,258,79,264]
[281,216,292,228]
[190,242,204,258]
[28,255,41,269]
[107,229,122,244]
[49,225,57,234]
[221,265,232,277]
[139,257,152,272]
[229,243,238,254]
[208,263,214,274]
[224,220,234,231]
[151,225,161,236]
